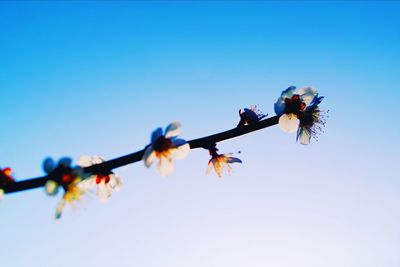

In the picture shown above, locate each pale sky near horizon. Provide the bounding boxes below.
[1,2,399,267]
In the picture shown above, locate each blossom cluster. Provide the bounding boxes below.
[0,86,326,219]
[43,156,122,219]
[274,86,326,145]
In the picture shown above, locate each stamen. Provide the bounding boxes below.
[153,136,173,152]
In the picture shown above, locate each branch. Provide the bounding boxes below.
[4,116,279,194]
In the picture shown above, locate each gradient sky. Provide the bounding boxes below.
[1,2,399,267]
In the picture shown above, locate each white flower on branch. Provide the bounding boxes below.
[143,122,190,176]
[55,177,85,219]
[206,145,242,178]
[42,157,88,219]
[77,155,122,202]
[274,86,326,145]
[274,86,318,133]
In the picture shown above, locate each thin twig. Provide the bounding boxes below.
[4,115,279,194]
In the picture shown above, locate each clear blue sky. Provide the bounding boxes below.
[1,2,399,267]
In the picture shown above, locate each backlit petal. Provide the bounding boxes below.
[77,155,93,168]
[108,174,123,191]
[91,155,105,165]
[43,158,56,174]
[165,122,182,138]
[206,161,214,175]
[172,142,190,160]
[151,128,163,143]
[281,86,296,99]
[279,114,299,133]
[298,87,317,106]
[297,86,317,97]
[45,180,59,195]
[143,146,156,167]
[55,200,66,219]
[158,156,174,176]
[97,183,112,202]
[226,157,242,164]
[59,157,72,167]
[274,101,286,116]
[78,177,96,191]
[298,128,311,145]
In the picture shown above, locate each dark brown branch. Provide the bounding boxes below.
[4,115,279,194]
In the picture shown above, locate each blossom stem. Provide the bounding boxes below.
[4,115,279,194]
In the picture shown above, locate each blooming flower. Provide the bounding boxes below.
[237,105,267,127]
[42,157,87,219]
[0,167,14,201]
[143,122,190,176]
[55,177,85,219]
[297,96,327,145]
[274,86,326,145]
[206,145,242,178]
[274,86,318,133]
[77,155,122,202]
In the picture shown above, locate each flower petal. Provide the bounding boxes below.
[297,86,317,97]
[172,140,190,160]
[43,158,56,174]
[297,128,311,145]
[213,161,223,177]
[55,200,66,219]
[309,95,324,107]
[0,189,4,201]
[151,128,163,143]
[78,177,96,191]
[298,87,317,106]
[143,146,156,167]
[274,101,286,116]
[97,183,112,202]
[108,174,123,191]
[275,86,297,115]
[77,155,93,168]
[165,122,182,138]
[45,180,59,196]
[279,114,299,133]
[281,86,296,99]
[91,155,105,165]
[172,138,186,147]
[206,161,214,175]
[59,157,72,167]
[157,156,174,176]
[226,157,242,164]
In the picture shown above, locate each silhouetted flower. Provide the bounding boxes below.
[297,96,327,145]
[42,157,87,219]
[43,157,72,195]
[0,167,14,200]
[77,155,122,202]
[274,86,318,132]
[237,105,267,127]
[206,145,242,178]
[143,122,190,176]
